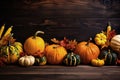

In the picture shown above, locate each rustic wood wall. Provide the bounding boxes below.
[0,0,120,43]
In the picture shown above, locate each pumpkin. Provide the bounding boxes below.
[110,35,120,54]
[24,31,45,57]
[19,55,35,67]
[99,49,117,65]
[75,38,100,64]
[0,42,23,64]
[35,56,47,66]
[94,32,107,46]
[45,44,67,64]
[91,58,104,67]
[63,52,80,66]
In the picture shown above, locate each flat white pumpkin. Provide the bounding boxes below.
[19,55,35,67]
[110,35,120,54]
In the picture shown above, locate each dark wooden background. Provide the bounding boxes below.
[0,0,120,43]
[0,1,120,80]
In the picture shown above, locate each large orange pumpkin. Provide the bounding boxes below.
[75,38,100,64]
[45,44,67,64]
[24,31,45,57]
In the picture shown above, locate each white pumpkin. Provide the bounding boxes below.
[19,55,35,67]
[110,35,120,54]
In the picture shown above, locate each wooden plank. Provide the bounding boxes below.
[0,65,120,80]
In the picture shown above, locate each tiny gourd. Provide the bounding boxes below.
[63,52,80,66]
[35,56,47,66]
[91,58,104,67]
[19,55,35,67]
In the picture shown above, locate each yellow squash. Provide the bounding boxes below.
[91,58,104,67]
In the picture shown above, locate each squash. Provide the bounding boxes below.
[91,58,104,67]
[99,49,117,65]
[75,38,100,64]
[63,52,80,66]
[19,55,35,67]
[0,42,23,64]
[24,31,45,57]
[45,44,67,64]
[94,32,107,46]
[35,56,47,66]
[110,35,120,54]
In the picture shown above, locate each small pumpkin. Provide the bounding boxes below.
[24,31,45,57]
[19,55,35,67]
[45,44,67,64]
[94,32,107,46]
[35,56,47,66]
[63,52,80,66]
[75,38,100,64]
[110,35,120,54]
[99,49,117,65]
[91,58,104,67]
[0,42,22,64]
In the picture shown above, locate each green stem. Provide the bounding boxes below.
[33,31,44,39]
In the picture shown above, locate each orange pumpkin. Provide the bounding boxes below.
[24,31,45,57]
[75,38,100,64]
[45,44,67,64]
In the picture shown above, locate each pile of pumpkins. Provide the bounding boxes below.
[0,23,120,67]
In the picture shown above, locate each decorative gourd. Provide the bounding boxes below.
[24,31,45,57]
[63,52,80,66]
[35,56,47,66]
[94,32,107,46]
[91,58,104,67]
[110,35,120,54]
[19,55,35,67]
[0,42,22,64]
[75,38,100,64]
[45,44,67,64]
[99,49,117,65]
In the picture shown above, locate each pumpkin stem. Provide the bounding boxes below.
[8,33,14,46]
[86,37,92,46]
[33,31,44,38]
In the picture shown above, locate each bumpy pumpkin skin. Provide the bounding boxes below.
[75,41,100,64]
[0,45,20,64]
[91,59,104,67]
[24,31,45,57]
[45,44,67,65]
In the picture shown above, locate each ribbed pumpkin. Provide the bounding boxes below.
[0,42,22,64]
[63,52,80,66]
[99,49,117,65]
[45,44,67,64]
[24,31,45,57]
[110,35,120,54]
[75,38,100,64]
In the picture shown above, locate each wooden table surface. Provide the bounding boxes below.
[0,65,120,80]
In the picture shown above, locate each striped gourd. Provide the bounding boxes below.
[63,52,80,66]
[99,49,117,65]
[110,35,120,54]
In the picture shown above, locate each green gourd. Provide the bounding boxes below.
[63,52,80,66]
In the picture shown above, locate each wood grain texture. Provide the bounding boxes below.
[0,65,120,80]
